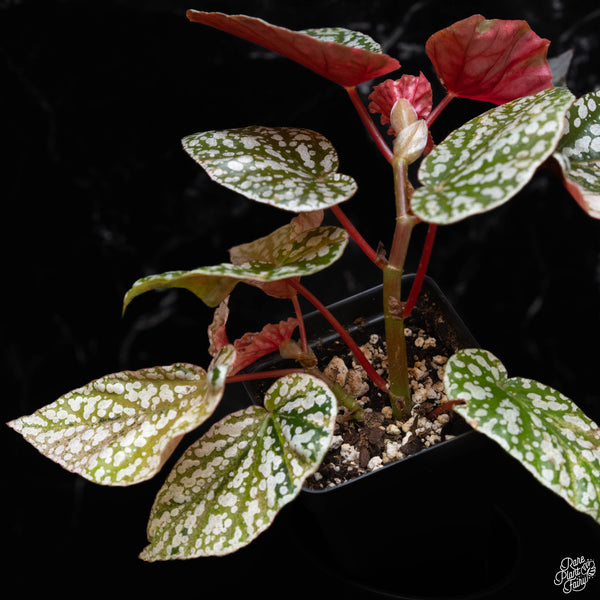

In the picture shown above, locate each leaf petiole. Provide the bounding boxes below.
[345,85,394,163]
[426,92,454,127]
[331,204,386,268]
[288,278,389,393]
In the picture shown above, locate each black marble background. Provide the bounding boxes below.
[3,1,600,597]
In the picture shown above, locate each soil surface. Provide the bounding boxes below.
[305,310,465,490]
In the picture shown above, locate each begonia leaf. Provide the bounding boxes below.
[368,73,432,135]
[553,90,600,219]
[123,224,348,309]
[208,298,230,357]
[186,10,399,86]
[183,126,357,213]
[208,302,298,375]
[229,211,328,298]
[411,87,574,224]
[7,346,236,486]
[140,372,337,559]
[228,319,299,376]
[426,14,553,104]
[444,349,600,525]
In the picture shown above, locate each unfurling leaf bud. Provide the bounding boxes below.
[392,119,428,163]
[390,98,417,134]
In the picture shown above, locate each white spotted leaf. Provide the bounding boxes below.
[301,27,382,53]
[444,348,600,524]
[553,90,600,219]
[186,11,399,87]
[123,223,348,309]
[182,126,357,212]
[140,373,337,560]
[7,346,236,486]
[412,87,575,224]
[228,211,346,299]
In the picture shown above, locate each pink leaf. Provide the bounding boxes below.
[368,73,433,135]
[208,299,231,357]
[186,10,399,87]
[230,318,299,375]
[562,178,600,220]
[426,15,553,104]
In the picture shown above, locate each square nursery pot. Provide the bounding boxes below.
[243,276,600,599]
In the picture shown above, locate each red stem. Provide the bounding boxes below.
[345,86,394,163]
[427,399,465,419]
[426,92,454,127]
[331,204,386,269]
[227,368,303,384]
[291,293,309,353]
[403,223,437,318]
[288,279,389,393]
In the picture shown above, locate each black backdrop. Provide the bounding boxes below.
[3,1,600,597]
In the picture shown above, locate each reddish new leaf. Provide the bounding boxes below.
[186,10,399,87]
[368,73,433,135]
[208,300,299,375]
[426,15,553,104]
[208,299,230,357]
[230,318,299,375]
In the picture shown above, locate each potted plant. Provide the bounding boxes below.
[7,8,600,596]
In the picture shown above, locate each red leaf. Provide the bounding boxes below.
[368,73,432,135]
[230,318,299,375]
[208,299,231,357]
[426,15,553,104]
[186,10,399,87]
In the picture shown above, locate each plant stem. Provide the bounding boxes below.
[345,85,394,163]
[385,157,418,420]
[331,204,386,268]
[288,279,389,393]
[291,293,309,353]
[383,225,415,420]
[426,92,454,127]
[403,223,437,318]
[227,368,303,384]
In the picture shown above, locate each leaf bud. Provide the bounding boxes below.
[390,98,418,134]
[392,119,428,164]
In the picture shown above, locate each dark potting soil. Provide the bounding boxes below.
[244,286,474,490]
[304,305,467,490]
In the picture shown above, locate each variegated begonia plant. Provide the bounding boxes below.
[8,11,600,561]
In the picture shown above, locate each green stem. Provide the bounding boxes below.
[385,157,418,420]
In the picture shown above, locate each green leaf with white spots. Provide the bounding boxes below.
[301,27,382,53]
[140,373,337,560]
[182,126,357,212]
[553,90,600,219]
[229,211,347,298]
[412,87,575,224]
[7,346,236,486]
[444,348,600,524]
[123,224,348,309]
